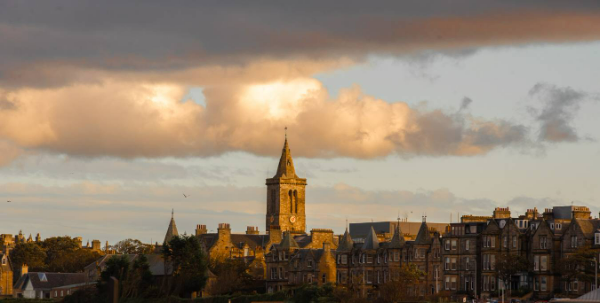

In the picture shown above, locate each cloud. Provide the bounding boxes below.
[529,83,597,142]
[3,180,582,242]
[0,78,532,164]
[3,2,600,87]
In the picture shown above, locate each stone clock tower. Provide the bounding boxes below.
[266,137,307,234]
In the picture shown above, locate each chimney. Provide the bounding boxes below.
[20,264,28,278]
[91,240,101,251]
[195,225,207,236]
[269,225,282,245]
[217,223,231,242]
[493,207,511,219]
[246,226,259,235]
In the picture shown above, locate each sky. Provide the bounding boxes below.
[1,1,600,244]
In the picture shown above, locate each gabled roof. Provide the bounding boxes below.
[574,219,600,239]
[164,211,179,244]
[387,224,406,249]
[85,254,173,277]
[337,228,354,252]
[14,272,88,291]
[273,138,298,179]
[362,226,380,250]
[414,221,432,245]
[279,232,300,250]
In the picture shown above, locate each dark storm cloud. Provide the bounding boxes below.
[529,83,597,142]
[2,1,600,87]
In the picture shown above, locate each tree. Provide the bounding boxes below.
[162,235,209,297]
[559,246,596,296]
[112,239,153,255]
[10,242,47,270]
[379,263,425,302]
[207,258,253,295]
[496,253,528,299]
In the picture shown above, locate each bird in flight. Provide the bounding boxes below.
[183,194,188,198]
[7,201,11,203]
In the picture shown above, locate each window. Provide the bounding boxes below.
[512,236,517,248]
[571,236,578,248]
[465,257,470,270]
[366,254,373,263]
[504,236,508,248]
[279,267,283,279]
[60,290,63,297]
[451,258,457,270]
[541,256,548,271]
[322,274,326,283]
[244,247,249,257]
[451,277,457,290]
[466,276,471,290]
[540,236,548,249]
[341,255,348,264]
[445,277,450,290]
[491,277,496,291]
[367,271,372,284]
[534,277,539,291]
[490,255,496,270]
[445,257,450,270]
[550,223,555,230]
[465,239,470,251]
[451,240,457,250]
[541,277,547,291]
[271,267,277,280]
[491,236,495,247]
[307,259,313,268]
[394,251,400,262]
[595,233,600,245]
[556,223,562,230]
[534,255,539,271]
[445,240,450,250]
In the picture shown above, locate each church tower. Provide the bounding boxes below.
[266,136,307,234]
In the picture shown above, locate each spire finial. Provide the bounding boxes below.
[285,126,287,140]
[171,208,174,219]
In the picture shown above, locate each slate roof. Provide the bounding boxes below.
[577,286,600,301]
[164,212,179,244]
[575,219,600,239]
[387,224,406,249]
[85,254,173,277]
[14,272,89,291]
[362,226,380,250]
[337,228,354,252]
[414,221,432,245]
[279,232,300,250]
[273,138,298,179]
[199,233,269,251]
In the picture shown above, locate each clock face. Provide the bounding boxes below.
[290,216,296,223]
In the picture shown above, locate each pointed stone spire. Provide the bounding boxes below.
[362,226,380,250]
[337,228,354,251]
[279,231,299,250]
[414,218,432,245]
[164,209,179,244]
[388,223,405,249]
[273,133,298,179]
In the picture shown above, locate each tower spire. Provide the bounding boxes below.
[273,131,298,179]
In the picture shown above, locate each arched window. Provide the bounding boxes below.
[294,190,298,213]
[289,190,293,213]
